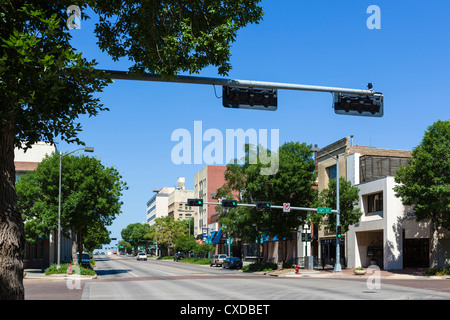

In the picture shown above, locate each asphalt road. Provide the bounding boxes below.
[78,255,450,300]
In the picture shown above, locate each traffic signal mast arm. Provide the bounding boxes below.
[100,69,378,96]
[181,201,337,213]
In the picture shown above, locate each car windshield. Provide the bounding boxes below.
[219,255,227,258]
[138,253,145,255]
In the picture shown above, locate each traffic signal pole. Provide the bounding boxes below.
[99,69,379,96]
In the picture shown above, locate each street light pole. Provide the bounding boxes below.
[57,146,94,269]
[309,145,342,272]
[335,155,342,272]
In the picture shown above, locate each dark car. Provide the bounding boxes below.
[173,252,185,261]
[222,257,243,269]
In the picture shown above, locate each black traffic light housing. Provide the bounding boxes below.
[255,201,271,210]
[337,225,342,238]
[223,86,278,111]
[187,199,203,207]
[334,93,383,117]
[222,200,238,208]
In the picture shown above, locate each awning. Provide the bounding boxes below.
[213,228,223,244]
[205,231,216,243]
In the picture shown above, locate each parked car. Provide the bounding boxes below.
[136,252,147,261]
[210,254,228,267]
[77,253,91,267]
[173,252,185,261]
[222,257,243,269]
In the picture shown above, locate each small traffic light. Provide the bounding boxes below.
[187,199,203,207]
[337,226,342,238]
[333,93,383,117]
[255,201,271,210]
[223,86,278,111]
[222,200,238,208]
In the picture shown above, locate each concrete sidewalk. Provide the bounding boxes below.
[268,267,448,280]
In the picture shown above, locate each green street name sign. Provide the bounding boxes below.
[317,207,332,214]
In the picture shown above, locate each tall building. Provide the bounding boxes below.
[193,165,227,240]
[168,177,195,222]
[146,186,175,226]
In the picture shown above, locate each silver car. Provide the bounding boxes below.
[210,254,228,267]
[136,252,147,261]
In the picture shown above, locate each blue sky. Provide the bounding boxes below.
[59,0,450,243]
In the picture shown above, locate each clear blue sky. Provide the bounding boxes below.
[58,0,450,243]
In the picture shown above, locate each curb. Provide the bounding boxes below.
[24,273,97,280]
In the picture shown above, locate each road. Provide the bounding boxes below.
[78,255,450,300]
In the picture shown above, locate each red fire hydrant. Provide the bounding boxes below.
[68,263,73,275]
[295,265,299,274]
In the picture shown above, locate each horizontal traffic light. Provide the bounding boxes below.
[333,93,383,117]
[222,200,238,208]
[187,199,203,207]
[255,201,271,210]
[223,86,278,111]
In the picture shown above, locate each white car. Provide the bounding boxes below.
[136,252,147,261]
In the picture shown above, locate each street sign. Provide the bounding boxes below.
[283,203,291,213]
[317,207,332,214]
[301,233,312,242]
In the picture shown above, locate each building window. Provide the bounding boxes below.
[326,165,337,181]
[179,204,183,210]
[368,192,383,213]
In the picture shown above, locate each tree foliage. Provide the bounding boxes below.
[394,119,450,229]
[218,142,317,262]
[153,216,188,254]
[16,153,127,261]
[90,0,264,77]
[318,177,362,233]
[121,223,151,252]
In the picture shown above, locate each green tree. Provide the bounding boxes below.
[219,142,317,263]
[394,120,450,265]
[318,177,362,233]
[0,0,263,299]
[121,223,151,253]
[193,242,215,258]
[16,153,127,264]
[154,216,188,256]
[174,234,197,254]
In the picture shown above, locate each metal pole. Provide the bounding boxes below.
[100,69,379,96]
[334,155,342,272]
[57,151,62,269]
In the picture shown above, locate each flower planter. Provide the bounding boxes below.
[353,269,367,275]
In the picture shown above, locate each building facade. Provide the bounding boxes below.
[316,136,450,270]
[167,177,195,222]
[193,165,227,240]
[146,186,175,226]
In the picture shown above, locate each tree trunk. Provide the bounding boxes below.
[77,232,83,264]
[0,120,24,300]
[277,239,284,270]
[71,226,78,264]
